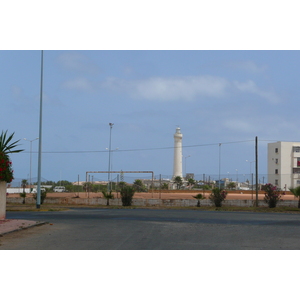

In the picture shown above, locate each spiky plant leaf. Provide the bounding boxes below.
[0,130,24,154]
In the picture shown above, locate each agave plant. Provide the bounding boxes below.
[289,186,300,208]
[0,131,23,183]
[0,130,23,155]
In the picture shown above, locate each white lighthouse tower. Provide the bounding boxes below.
[173,127,183,179]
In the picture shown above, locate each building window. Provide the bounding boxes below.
[294,147,300,152]
[275,180,278,185]
[297,158,300,167]
[275,169,278,174]
[275,158,278,164]
[297,180,300,185]
[293,168,300,174]
[275,148,278,153]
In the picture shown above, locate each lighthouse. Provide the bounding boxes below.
[173,127,183,179]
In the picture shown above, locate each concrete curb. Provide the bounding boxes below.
[0,219,48,236]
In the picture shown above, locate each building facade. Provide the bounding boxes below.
[268,141,300,190]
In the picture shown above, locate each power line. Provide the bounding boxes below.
[20,139,254,154]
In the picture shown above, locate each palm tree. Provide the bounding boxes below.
[227,182,236,190]
[193,193,205,207]
[102,190,114,206]
[174,176,183,189]
[289,186,300,208]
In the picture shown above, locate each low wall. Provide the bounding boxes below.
[6,197,299,207]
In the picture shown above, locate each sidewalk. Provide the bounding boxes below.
[0,219,47,236]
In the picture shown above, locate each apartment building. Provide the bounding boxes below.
[268,141,300,190]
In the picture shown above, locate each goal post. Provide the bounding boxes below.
[85,171,154,197]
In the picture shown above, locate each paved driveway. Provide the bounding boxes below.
[1,208,300,249]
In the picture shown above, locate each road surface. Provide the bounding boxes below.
[1,208,300,249]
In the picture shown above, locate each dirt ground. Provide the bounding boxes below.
[8,191,297,201]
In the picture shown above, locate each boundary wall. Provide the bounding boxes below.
[6,197,299,207]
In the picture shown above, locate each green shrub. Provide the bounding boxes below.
[193,193,205,207]
[263,183,283,208]
[120,186,135,206]
[20,192,26,204]
[32,189,47,205]
[209,188,227,207]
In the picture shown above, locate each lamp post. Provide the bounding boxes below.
[106,147,118,191]
[107,123,114,193]
[246,160,255,193]
[23,138,39,192]
[184,155,191,178]
[246,160,255,175]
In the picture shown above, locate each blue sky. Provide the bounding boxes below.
[2,50,300,183]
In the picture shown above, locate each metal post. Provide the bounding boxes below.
[255,136,259,207]
[159,174,162,199]
[107,123,114,192]
[37,50,44,209]
[218,143,221,188]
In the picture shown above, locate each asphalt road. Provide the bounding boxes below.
[1,208,300,249]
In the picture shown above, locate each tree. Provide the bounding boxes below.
[289,186,300,208]
[83,182,92,192]
[120,186,135,206]
[209,188,227,207]
[161,183,169,190]
[193,193,205,207]
[117,181,127,191]
[187,178,195,189]
[133,179,146,192]
[21,179,28,204]
[102,190,114,206]
[174,176,183,189]
[227,182,236,190]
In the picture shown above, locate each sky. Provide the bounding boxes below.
[2,50,300,184]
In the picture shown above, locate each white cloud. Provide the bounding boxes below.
[233,80,281,104]
[102,75,230,101]
[62,74,282,104]
[223,119,255,133]
[229,61,267,73]
[62,78,93,91]
[58,52,98,74]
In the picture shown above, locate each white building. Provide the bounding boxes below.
[268,141,300,190]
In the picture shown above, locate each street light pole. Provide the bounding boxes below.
[24,138,39,192]
[37,50,44,209]
[218,143,221,188]
[107,123,114,193]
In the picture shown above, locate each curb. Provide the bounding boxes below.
[0,221,48,236]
